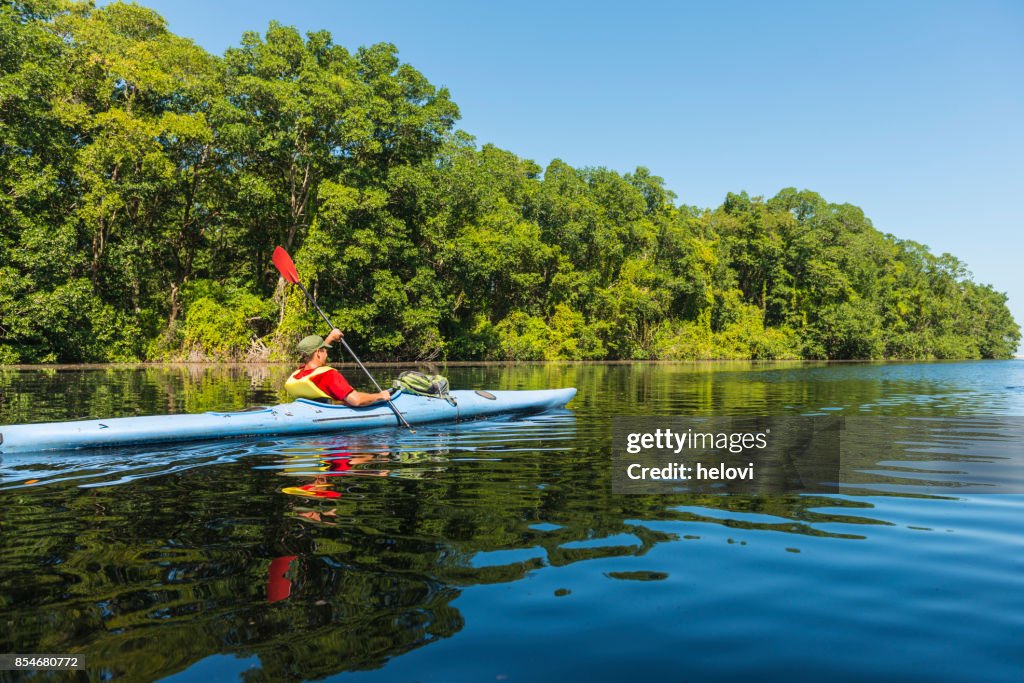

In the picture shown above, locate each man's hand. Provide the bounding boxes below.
[325,328,344,344]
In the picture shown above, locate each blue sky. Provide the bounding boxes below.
[104,0,1024,352]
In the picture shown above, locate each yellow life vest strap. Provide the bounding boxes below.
[285,366,336,400]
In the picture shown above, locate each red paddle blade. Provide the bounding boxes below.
[272,246,300,284]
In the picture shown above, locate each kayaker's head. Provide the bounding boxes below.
[297,334,332,366]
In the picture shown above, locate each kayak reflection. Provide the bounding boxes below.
[0,409,561,489]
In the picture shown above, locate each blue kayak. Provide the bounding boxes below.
[0,388,577,454]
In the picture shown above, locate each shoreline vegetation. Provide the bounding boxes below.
[2,2,1020,365]
[2,358,1019,371]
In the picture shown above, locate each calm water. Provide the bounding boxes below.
[1,361,1022,682]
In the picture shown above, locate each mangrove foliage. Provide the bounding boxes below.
[1,1,1019,362]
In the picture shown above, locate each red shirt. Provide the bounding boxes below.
[292,367,354,401]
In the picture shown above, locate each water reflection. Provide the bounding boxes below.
[0,361,1022,681]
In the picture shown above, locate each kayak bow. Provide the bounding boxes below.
[0,388,577,454]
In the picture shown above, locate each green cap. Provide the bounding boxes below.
[296,334,332,355]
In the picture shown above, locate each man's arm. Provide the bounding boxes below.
[318,330,388,407]
[343,389,391,407]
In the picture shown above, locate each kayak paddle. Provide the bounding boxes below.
[272,246,416,434]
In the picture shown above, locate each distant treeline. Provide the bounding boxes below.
[1,2,1019,363]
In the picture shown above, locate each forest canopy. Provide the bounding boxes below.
[1,1,1019,363]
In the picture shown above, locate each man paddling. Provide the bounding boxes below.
[285,329,392,406]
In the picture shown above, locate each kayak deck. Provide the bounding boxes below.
[0,388,577,454]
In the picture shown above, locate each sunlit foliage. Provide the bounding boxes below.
[1,2,1018,362]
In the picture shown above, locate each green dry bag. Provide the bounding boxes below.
[395,370,456,406]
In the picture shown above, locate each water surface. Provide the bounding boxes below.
[1,361,1022,682]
